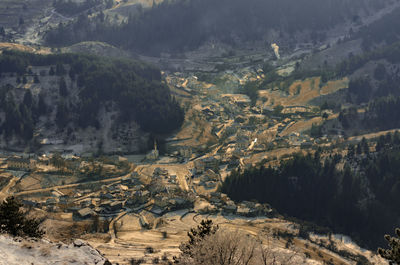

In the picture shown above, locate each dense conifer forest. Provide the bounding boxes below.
[0,51,184,141]
[45,0,388,55]
[53,0,104,16]
[221,133,400,249]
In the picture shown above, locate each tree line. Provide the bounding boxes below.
[53,0,113,16]
[53,0,101,16]
[336,41,400,77]
[355,5,400,52]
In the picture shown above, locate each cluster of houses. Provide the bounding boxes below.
[6,157,37,171]
[19,166,195,225]
[185,81,322,168]
[13,154,273,233]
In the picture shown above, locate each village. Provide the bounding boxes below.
[0,58,351,233]
[0,64,382,264]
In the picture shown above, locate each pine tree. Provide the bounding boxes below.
[69,67,76,81]
[56,100,68,128]
[361,137,369,154]
[56,63,66,76]
[49,66,55,76]
[22,118,34,140]
[59,77,68,97]
[23,90,33,108]
[0,197,43,238]
[33,74,40,83]
[4,96,22,136]
[37,93,47,115]
[378,228,400,264]
[179,219,219,256]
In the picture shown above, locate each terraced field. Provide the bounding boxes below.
[86,211,382,265]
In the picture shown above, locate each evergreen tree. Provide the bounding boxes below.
[33,74,40,83]
[347,145,355,158]
[0,197,43,238]
[356,143,362,155]
[361,137,369,154]
[23,90,33,108]
[4,95,22,136]
[55,63,66,76]
[18,17,24,26]
[378,228,400,264]
[59,77,68,97]
[49,66,55,76]
[37,93,47,115]
[55,100,68,128]
[179,220,219,257]
[22,117,34,140]
[69,67,76,81]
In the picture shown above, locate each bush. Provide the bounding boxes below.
[129,258,144,265]
[146,246,155,254]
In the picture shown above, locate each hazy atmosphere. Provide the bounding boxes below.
[0,0,399,264]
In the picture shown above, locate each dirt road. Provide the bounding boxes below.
[0,176,19,201]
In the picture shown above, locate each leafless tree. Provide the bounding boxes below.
[258,234,302,265]
[177,228,304,265]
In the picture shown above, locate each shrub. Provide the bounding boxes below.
[146,246,155,254]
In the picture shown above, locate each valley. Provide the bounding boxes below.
[0,51,392,263]
[0,0,399,264]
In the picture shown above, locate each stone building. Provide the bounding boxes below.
[146,141,159,161]
[7,157,36,171]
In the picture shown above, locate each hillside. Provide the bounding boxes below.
[0,0,400,264]
[0,50,184,154]
[44,0,394,55]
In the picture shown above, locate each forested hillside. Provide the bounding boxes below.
[0,51,183,150]
[221,133,400,249]
[45,0,390,55]
[53,0,113,16]
[355,5,400,51]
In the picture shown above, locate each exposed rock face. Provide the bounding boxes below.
[0,235,111,265]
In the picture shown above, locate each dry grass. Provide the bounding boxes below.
[39,246,51,257]
[348,128,400,142]
[259,77,348,107]
[0,42,51,55]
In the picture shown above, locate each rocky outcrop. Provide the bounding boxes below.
[0,235,111,265]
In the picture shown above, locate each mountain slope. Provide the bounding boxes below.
[0,50,184,153]
[45,0,394,55]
